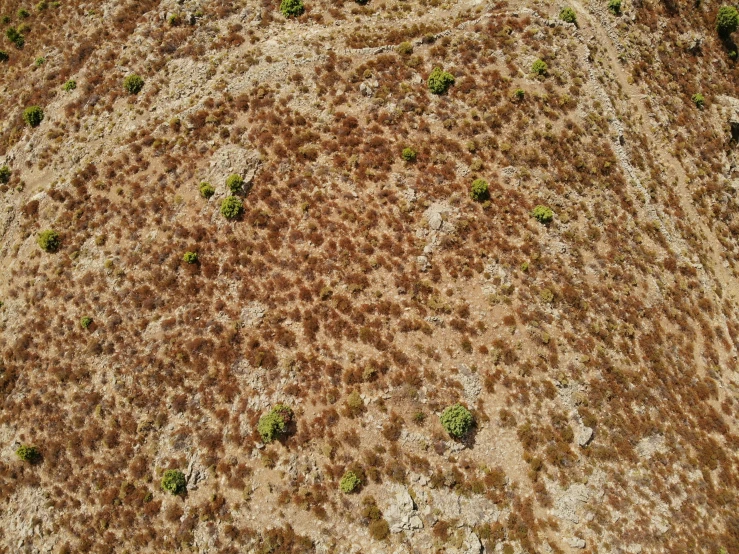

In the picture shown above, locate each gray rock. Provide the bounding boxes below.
[568,537,586,549]
[428,212,443,230]
[577,426,593,446]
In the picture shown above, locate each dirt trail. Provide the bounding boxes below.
[572,1,739,307]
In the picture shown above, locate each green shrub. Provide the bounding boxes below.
[401,147,417,162]
[16,444,40,462]
[339,470,361,493]
[470,178,489,202]
[717,6,739,37]
[183,251,198,264]
[396,41,413,55]
[167,13,180,26]
[37,229,60,252]
[280,0,304,18]
[34,56,44,66]
[80,316,93,329]
[532,205,554,224]
[428,66,455,95]
[608,0,621,15]
[440,403,473,438]
[37,1,48,11]
[258,404,294,443]
[692,93,705,109]
[17,8,29,19]
[23,105,44,127]
[199,181,215,198]
[220,196,243,220]
[123,74,145,94]
[531,59,548,76]
[513,88,525,100]
[1,15,9,24]
[161,469,186,495]
[225,173,244,194]
[6,27,24,48]
[62,79,76,92]
[0,50,8,62]
[0,165,10,183]
[559,7,576,24]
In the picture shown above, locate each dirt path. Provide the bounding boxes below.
[570,1,739,307]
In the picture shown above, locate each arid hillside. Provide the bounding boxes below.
[1,0,739,552]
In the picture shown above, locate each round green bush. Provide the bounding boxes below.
[220,196,243,220]
[0,165,10,184]
[17,8,29,18]
[470,178,489,202]
[161,469,186,495]
[401,147,417,162]
[280,0,304,18]
[339,470,361,493]
[37,229,60,252]
[717,5,739,37]
[531,59,548,76]
[440,403,473,438]
[63,79,76,92]
[6,27,24,48]
[608,0,621,15]
[559,7,576,24]
[692,93,705,109]
[0,50,8,62]
[396,41,413,55]
[428,67,455,95]
[532,205,554,224]
[199,182,215,199]
[23,105,44,127]
[80,316,93,329]
[225,173,244,194]
[16,444,40,463]
[123,74,145,95]
[183,251,198,264]
[257,404,294,443]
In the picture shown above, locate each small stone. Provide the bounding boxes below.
[568,537,586,549]
[428,212,443,230]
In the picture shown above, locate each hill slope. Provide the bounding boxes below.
[1,0,739,552]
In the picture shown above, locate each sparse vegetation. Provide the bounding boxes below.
[559,7,576,24]
[532,205,554,224]
[37,229,60,252]
[440,404,473,438]
[226,173,244,194]
[470,178,489,202]
[199,181,215,198]
[161,470,186,495]
[80,316,93,329]
[15,444,40,463]
[23,105,44,127]
[257,404,294,443]
[427,67,455,95]
[123,74,145,94]
[339,470,361,493]
[0,165,10,183]
[717,5,738,38]
[183,251,198,264]
[608,0,621,15]
[62,79,76,92]
[531,59,548,76]
[280,0,304,18]
[220,196,243,219]
[6,27,24,48]
[401,147,417,162]
[692,93,705,109]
